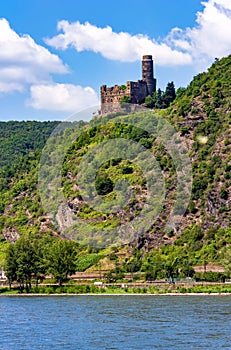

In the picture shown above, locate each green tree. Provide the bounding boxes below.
[145,95,155,108]
[142,252,165,280]
[145,268,159,281]
[120,96,131,103]
[46,239,77,286]
[180,264,195,278]
[155,88,164,108]
[176,87,186,98]
[16,237,34,291]
[163,81,176,106]
[222,248,231,279]
[5,235,42,292]
[5,244,17,289]
[32,238,47,286]
[164,260,179,282]
[95,173,114,195]
[146,82,176,109]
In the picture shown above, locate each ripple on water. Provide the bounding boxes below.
[0,295,230,349]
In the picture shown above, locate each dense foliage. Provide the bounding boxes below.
[0,121,59,168]
[0,55,231,282]
[5,235,80,289]
[145,81,176,108]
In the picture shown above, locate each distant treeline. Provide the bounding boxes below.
[0,121,59,168]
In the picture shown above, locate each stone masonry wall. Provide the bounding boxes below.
[101,80,148,114]
[100,55,156,115]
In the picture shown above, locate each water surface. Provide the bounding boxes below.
[0,295,230,349]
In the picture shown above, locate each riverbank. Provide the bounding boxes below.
[1,283,231,296]
[1,292,231,297]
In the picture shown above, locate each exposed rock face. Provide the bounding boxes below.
[3,228,20,243]
[56,202,75,232]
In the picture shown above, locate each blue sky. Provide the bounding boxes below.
[0,0,230,121]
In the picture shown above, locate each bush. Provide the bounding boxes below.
[95,174,114,195]
[194,272,225,282]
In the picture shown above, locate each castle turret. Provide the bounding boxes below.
[100,55,157,114]
[142,55,156,96]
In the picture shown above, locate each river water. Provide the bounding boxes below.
[0,295,230,349]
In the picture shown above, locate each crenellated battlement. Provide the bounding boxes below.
[100,55,156,115]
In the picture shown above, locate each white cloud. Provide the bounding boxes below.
[190,0,231,58]
[27,83,99,112]
[164,0,231,69]
[45,20,192,66]
[46,0,231,70]
[0,18,68,93]
[0,19,99,114]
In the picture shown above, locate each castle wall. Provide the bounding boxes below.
[101,84,130,104]
[101,81,148,114]
[100,84,130,114]
[100,55,156,115]
[129,81,148,104]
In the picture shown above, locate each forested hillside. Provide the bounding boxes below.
[0,55,231,280]
[167,56,231,231]
[0,121,59,168]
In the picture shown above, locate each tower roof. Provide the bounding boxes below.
[142,55,153,60]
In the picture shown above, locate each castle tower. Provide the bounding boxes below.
[142,55,156,96]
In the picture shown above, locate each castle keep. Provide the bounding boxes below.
[100,55,156,114]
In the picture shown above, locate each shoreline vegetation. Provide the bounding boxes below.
[1,293,231,297]
[1,282,231,296]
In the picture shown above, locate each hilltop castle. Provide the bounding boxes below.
[100,55,156,114]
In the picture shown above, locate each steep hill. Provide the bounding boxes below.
[167,55,231,233]
[0,55,231,272]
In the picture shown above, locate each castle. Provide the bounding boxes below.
[100,55,156,115]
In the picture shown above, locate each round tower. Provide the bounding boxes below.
[142,55,156,96]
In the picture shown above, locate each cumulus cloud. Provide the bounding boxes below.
[0,18,68,93]
[168,0,231,68]
[45,20,192,66]
[0,18,99,113]
[27,83,99,112]
[46,0,231,69]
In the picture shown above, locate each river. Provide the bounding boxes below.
[0,295,230,349]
